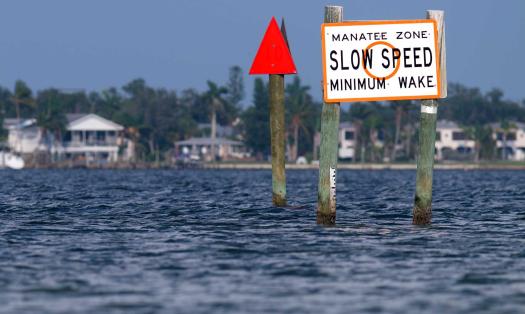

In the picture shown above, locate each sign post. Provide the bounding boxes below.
[319,7,446,225]
[317,6,343,225]
[413,10,447,225]
[250,17,297,207]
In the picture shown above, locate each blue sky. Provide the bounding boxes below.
[0,0,523,104]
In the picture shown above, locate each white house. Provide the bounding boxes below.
[435,120,475,160]
[3,114,133,165]
[4,118,44,154]
[313,123,357,161]
[175,137,249,162]
[313,122,385,161]
[491,122,525,161]
[62,114,127,164]
[338,122,357,160]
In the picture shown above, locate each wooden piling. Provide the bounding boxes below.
[413,99,438,224]
[317,5,343,225]
[413,10,446,225]
[269,74,287,206]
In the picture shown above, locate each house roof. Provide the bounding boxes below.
[175,137,243,146]
[2,115,124,131]
[196,123,235,138]
[66,114,123,131]
[339,122,355,129]
[436,120,460,130]
[3,118,37,130]
[488,121,525,130]
[66,113,88,123]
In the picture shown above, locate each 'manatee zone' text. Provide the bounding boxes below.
[327,30,436,91]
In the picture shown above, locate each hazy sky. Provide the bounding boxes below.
[0,0,524,104]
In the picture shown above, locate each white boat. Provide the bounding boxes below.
[0,151,25,169]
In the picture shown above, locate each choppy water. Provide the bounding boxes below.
[0,169,524,314]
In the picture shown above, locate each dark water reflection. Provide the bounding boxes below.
[0,169,524,313]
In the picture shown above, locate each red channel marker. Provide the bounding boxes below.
[249,17,297,75]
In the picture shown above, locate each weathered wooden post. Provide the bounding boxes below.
[413,10,447,225]
[321,8,445,225]
[269,74,287,206]
[413,98,438,224]
[249,17,297,207]
[317,5,343,225]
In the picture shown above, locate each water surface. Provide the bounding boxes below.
[0,170,524,314]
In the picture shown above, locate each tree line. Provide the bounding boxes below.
[1,65,524,162]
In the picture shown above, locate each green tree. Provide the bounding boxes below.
[153,88,196,149]
[188,89,210,124]
[0,87,12,141]
[0,86,13,118]
[97,79,199,162]
[462,124,496,162]
[242,78,270,159]
[389,100,413,161]
[440,84,525,125]
[36,89,67,151]
[343,103,367,162]
[12,80,35,120]
[285,76,317,161]
[203,81,229,160]
[346,102,383,162]
[0,115,5,142]
[121,78,158,160]
[499,120,517,160]
[476,125,495,161]
[226,65,245,107]
[88,87,123,121]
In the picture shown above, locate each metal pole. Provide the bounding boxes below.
[269,74,286,206]
[317,5,343,225]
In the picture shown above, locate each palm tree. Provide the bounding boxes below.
[203,81,228,161]
[391,105,402,161]
[36,92,67,161]
[346,120,361,162]
[500,120,516,160]
[366,115,381,162]
[12,80,35,122]
[390,100,411,162]
[285,77,313,161]
[10,81,35,154]
[348,102,376,162]
[462,125,478,162]
[465,124,496,163]
[126,127,140,163]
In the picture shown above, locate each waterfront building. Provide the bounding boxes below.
[490,122,525,161]
[3,114,134,165]
[62,114,128,164]
[4,118,44,155]
[313,122,358,161]
[435,120,476,160]
[338,122,358,160]
[174,137,249,162]
[313,122,383,161]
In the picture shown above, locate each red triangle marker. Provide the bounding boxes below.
[249,17,297,75]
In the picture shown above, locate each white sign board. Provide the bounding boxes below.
[322,20,441,103]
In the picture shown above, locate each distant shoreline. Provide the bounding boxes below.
[7,162,525,170]
[203,162,525,170]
